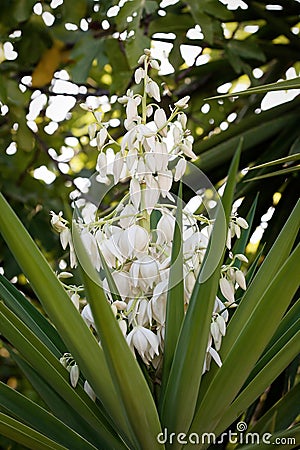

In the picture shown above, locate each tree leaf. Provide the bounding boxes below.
[206,77,300,100]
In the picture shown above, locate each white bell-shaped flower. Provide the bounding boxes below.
[142,179,160,213]
[113,151,124,184]
[126,224,149,258]
[174,158,187,182]
[134,67,144,84]
[96,152,107,178]
[235,269,246,290]
[139,255,159,289]
[146,79,160,102]
[81,304,95,329]
[80,230,101,271]
[157,213,175,243]
[219,277,235,303]
[119,204,137,229]
[126,326,160,365]
[135,298,150,326]
[113,270,131,300]
[129,178,141,210]
[154,108,167,136]
[157,170,173,198]
[96,128,108,150]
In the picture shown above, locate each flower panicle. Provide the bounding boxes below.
[52,49,250,391]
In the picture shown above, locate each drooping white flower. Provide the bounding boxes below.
[127,224,149,257]
[70,293,80,310]
[236,253,249,264]
[219,277,235,303]
[113,151,124,184]
[96,152,107,178]
[70,364,80,388]
[126,326,160,365]
[84,380,96,401]
[96,127,108,150]
[154,108,168,136]
[146,79,161,102]
[174,158,187,181]
[50,211,68,233]
[157,170,173,198]
[134,67,144,84]
[143,179,160,213]
[157,213,175,243]
[174,96,190,109]
[236,217,249,229]
[235,269,246,290]
[88,123,97,140]
[81,304,95,329]
[81,230,101,271]
[129,178,141,210]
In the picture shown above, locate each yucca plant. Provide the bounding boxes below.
[0,50,299,450]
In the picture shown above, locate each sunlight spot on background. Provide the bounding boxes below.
[220,121,229,131]
[27,121,38,132]
[65,137,79,146]
[80,18,89,31]
[150,41,174,75]
[27,93,47,121]
[50,0,63,7]
[180,44,202,66]
[107,6,120,17]
[220,0,248,10]
[33,165,56,184]
[9,30,22,38]
[52,79,79,95]
[46,96,76,121]
[33,3,43,15]
[196,54,210,65]
[186,25,204,40]
[42,11,55,26]
[201,103,210,114]
[160,0,179,6]
[227,112,237,122]
[266,4,283,11]
[261,67,300,110]
[3,42,18,60]
[44,121,59,134]
[244,25,259,34]
[217,82,232,94]
[58,163,70,173]
[55,70,69,80]
[6,142,17,155]
[1,104,9,115]
[65,23,78,31]
[253,68,264,78]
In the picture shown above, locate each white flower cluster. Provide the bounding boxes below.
[52,49,249,389]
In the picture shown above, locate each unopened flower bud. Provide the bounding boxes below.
[219,277,235,303]
[113,300,128,310]
[235,269,246,290]
[174,158,187,181]
[135,67,144,84]
[70,364,80,388]
[236,217,249,229]
[236,253,249,263]
[175,96,190,109]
